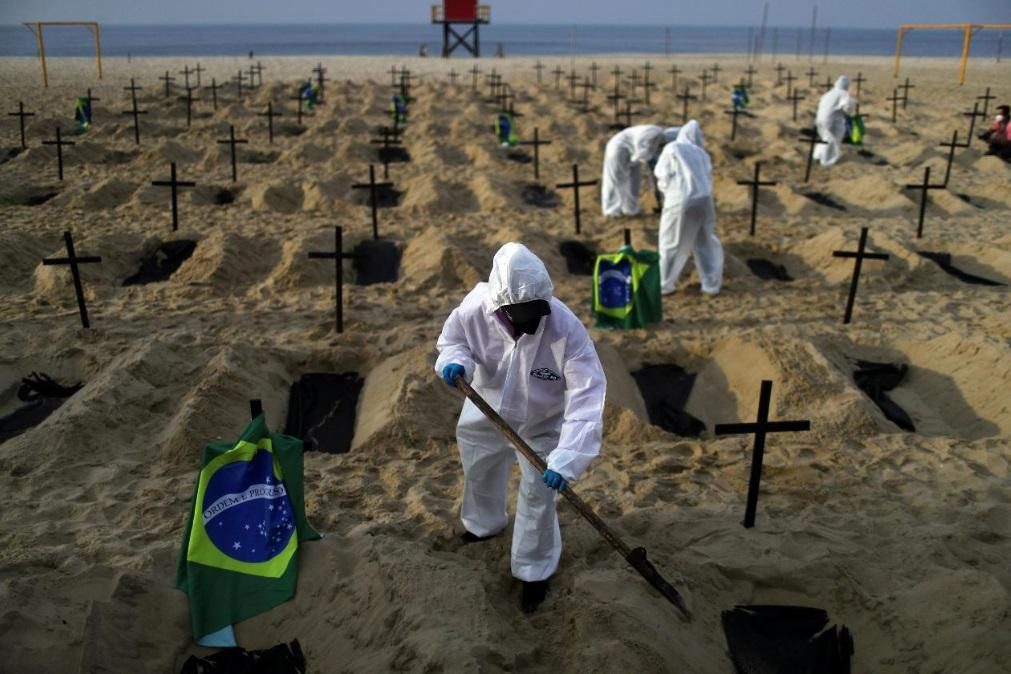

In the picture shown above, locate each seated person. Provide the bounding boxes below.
[979,104,1011,160]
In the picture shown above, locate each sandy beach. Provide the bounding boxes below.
[1,52,1009,672]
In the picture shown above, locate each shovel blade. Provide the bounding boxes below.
[626,547,692,621]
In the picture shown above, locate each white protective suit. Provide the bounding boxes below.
[601,124,667,216]
[654,120,724,295]
[435,243,606,582]
[813,75,857,167]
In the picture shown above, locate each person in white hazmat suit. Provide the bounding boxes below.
[600,124,671,216]
[812,75,857,167]
[435,242,606,613]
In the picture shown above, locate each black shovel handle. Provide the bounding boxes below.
[455,377,691,620]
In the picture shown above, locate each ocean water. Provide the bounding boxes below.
[0,23,1005,59]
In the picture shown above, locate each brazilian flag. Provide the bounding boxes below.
[175,414,319,642]
[593,245,662,329]
[495,113,518,146]
[732,86,750,111]
[849,113,866,146]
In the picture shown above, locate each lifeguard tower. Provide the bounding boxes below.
[431,1,491,58]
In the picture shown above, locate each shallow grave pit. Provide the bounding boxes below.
[355,185,403,208]
[521,184,560,209]
[558,240,597,276]
[352,239,401,285]
[802,191,847,211]
[746,258,793,282]
[917,251,1004,286]
[0,372,83,445]
[0,185,60,207]
[631,364,706,437]
[122,240,197,286]
[284,373,364,454]
[506,150,533,164]
[377,146,411,164]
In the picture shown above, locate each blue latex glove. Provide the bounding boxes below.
[543,469,567,492]
[441,363,466,388]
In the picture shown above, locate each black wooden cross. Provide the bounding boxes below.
[258,102,282,144]
[388,65,402,88]
[8,101,34,149]
[470,64,482,92]
[42,127,74,181]
[448,69,459,85]
[784,70,797,98]
[887,88,902,123]
[589,62,600,87]
[398,70,415,99]
[244,64,257,91]
[610,66,623,94]
[938,131,962,187]
[774,63,786,86]
[641,74,657,106]
[699,70,712,101]
[710,62,722,83]
[217,125,248,182]
[798,127,820,183]
[312,62,327,101]
[42,231,102,329]
[179,65,194,90]
[205,78,222,111]
[515,128,552,181]
[121,94,147,145]
[555,164,598,235]
[669,64,681,91]
[821,76,834,92]
[194,62,205,88]
[606,88,626,117]
[254,61,266,87]
[290,90,306,125]
[962,102,983,141]
[853,72,866,98]
[898,77,914,109]
[123,78,142,103]
[85,88,100,123]
[566,70,580,100]
[183,87,198,128]
[371,128,403,179]
[714,380,811,528]
[307,226,356,334]
[903,166,945,239]
[151,161,196,231]
[576,80,594,114]
[744,65,757,89]
[533,60,544,84]
[612,99,640,130]
[677,86,697,123]
[351,164,393,240]
[627,70,641,97]
[548,65,561,90]
[832,227,890,324]
[725,105,747,140]
[977,86,995,118]
[233,70,246,97]
[159,70,175,97]
[788,88,806,122]
[805,66,818,87]
[736,161,778,236]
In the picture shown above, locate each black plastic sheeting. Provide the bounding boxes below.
[722,605,853,674]
[521,184,560,208]
[180,638,306,674]
[853,360,915,432]
[746,258,794,282]
[123,240,197,286]
[802,192,847,211]
[0,373,83,444]
[558,240,597,276]
[631,364,706,437]
[283,373,363,454]
[506,150,533,164]
[377,146,411,164]
[353,239,401,285]
[917,251,1004,287]
[356,185,403,208]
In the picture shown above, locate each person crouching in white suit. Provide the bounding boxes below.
[435,242,607,614]
[813,75,857,167]
[600,124,669,216]
[653,120,724,296]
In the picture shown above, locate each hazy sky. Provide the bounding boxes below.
[1,0,1007,29]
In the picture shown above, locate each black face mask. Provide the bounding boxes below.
[511,317,542,335]
[501,300,550,337]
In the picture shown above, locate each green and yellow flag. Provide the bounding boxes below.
[593,245,663,329]
[176,414,319,642]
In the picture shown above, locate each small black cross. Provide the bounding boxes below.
[610,66,623,93]
[183,87,199,128]
[388,65,402,88]
[589,62,600,87]
[903,166,945,239]
[641,75,657,107]
[179,65,194,89]
[121,95,147,145]
[194,62,205,88]
[312,62,327,101]
[246,64,258,90]
[832,227,890,324]
[805,66,818,87]
[258,102,283,144]
[714,380,811,529]
[254,61,266,87]
[788,88,806,123]
[515,128,552,181]
[533,60,544,84]
[898,77,914,109]
[448,69,459,85]
[774,63,786,86]
[784,70,797,98]
[85,88,100,124]
[612,99,640,130]
[976,86,995,118]
[710,62,722,83]
[677,86,697,123]
[469,65,482,92]
[42,231,102,329]
[798,127,820,183]
[307,226,357,334]
[371,128,403,180]
[627,70,641,96]
[736,161,778,236]
[821,76,834,92]
[606,88,626,116]
[205,77,222,111]
[555,164,598,235]
[744,65,757,89]
[351,164,394,240]
[233,70,246,97]
[938,130,962,187]
[962,102,983,141]
[576,80,594,114]
[566,69,580,100]
[699,70,712,101]
[159,71,176,97]
[42,127,74,181]
[725,105,747,140]
[151,161,196,231]
[887,88,903,123]
[853,72,866,98]
[217,124,249,182]
[7,101,35,149]
[123,78,142,104]
[552,65,564,90]
[290,90,306,125]
[669,64,681,91]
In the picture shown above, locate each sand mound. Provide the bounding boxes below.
[400,174,478,213]
[261,229,351,291]
[471,173,514,211]
[172,231,277,289]
[33,232,143,301]
[973,154,1011,177]
[249,180,304,213]
[281,141,333,164]
[75,178,138,210]
[302,177,348,211]
[145,140,203,164]
[399,226,481,292]
[0,233,52,292]
[830,173,914,211]
[792,226,926,284]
